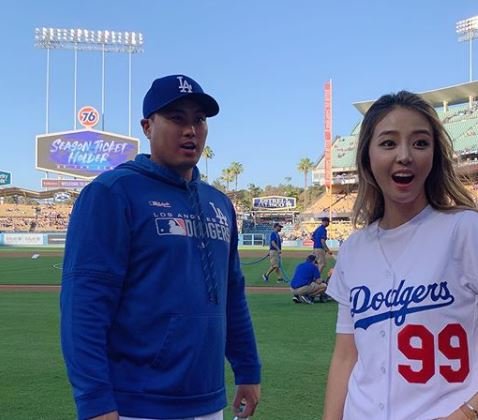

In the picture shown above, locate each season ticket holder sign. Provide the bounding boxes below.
[36,129,139,179]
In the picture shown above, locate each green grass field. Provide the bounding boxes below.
[0,248,337,419]
[0,246,335,286]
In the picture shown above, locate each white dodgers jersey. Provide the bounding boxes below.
[327,206,478,420]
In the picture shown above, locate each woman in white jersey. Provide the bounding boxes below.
[323,91,478,420]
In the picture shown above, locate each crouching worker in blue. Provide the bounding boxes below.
[290,255,327,304]
[60,74,261,420]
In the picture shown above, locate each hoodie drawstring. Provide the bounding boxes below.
[187,183,218,304]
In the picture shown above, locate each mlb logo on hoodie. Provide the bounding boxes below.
[155,217,187,236]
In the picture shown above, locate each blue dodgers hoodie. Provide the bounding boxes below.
[60,154,261,420]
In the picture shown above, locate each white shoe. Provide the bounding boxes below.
[299,295,313,304]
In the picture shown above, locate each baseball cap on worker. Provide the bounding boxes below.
[306,254,317,263]
[142,74,219,118]
[273,222,283,228]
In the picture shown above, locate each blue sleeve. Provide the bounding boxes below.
[225,210,261,385]
[60,182,130,419]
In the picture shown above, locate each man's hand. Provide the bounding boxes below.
[90,411,119,420]
[232,384,261,418]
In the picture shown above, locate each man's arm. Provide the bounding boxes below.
[226,211,261,410]
[61,183,129,420]
[270,232,281,252]
[312,265,322,283]
[321,237,330,253]
[271,239,281,252]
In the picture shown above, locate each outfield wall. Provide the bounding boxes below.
[0,232,340,250]
[0,232,66,247]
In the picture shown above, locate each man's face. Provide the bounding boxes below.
[141,98,208,180]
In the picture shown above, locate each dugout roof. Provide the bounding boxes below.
[353,81,478,114]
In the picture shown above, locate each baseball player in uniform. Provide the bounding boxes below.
[323,91,478,420]
[60,75,261,420]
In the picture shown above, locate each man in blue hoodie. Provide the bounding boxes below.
[61,75,261,420]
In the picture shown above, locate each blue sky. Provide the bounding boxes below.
[1,0,477,191]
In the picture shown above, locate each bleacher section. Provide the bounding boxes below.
[321,112,478,176]
[295,218,354,241]
[332,136,357,169]
[304,192,357,216]
[242,220,274,236]
[0,203,71,232]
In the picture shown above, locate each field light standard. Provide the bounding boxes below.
[34,27,144,135]
[456,16,478,82]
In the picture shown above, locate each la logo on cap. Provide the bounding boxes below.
[177,76,193,93]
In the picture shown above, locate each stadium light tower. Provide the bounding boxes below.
[34,27,144,134]
[456,16,478,82]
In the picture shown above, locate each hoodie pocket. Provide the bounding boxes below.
[142,314,226,396]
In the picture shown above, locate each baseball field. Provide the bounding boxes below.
[0,246,337,420]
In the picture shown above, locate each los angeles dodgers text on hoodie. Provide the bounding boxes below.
[60,154,261,420]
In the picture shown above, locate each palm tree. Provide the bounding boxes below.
[229,161,244,191]
[212,178,226,192]
[247,183,263,198]
[221,167,235,192]
[297,158,315,207]
[201,146,214,181]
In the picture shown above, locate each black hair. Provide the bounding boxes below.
[306,254,316,263]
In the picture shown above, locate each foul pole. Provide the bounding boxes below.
[324,79,333,220]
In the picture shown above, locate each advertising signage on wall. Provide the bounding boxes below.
[252,196,296,210]
[4,233,44,246]
[36,129,139,179]
[41,179,90,189]
[0,170,12,186]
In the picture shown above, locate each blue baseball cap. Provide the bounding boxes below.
[142,74,219,118]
